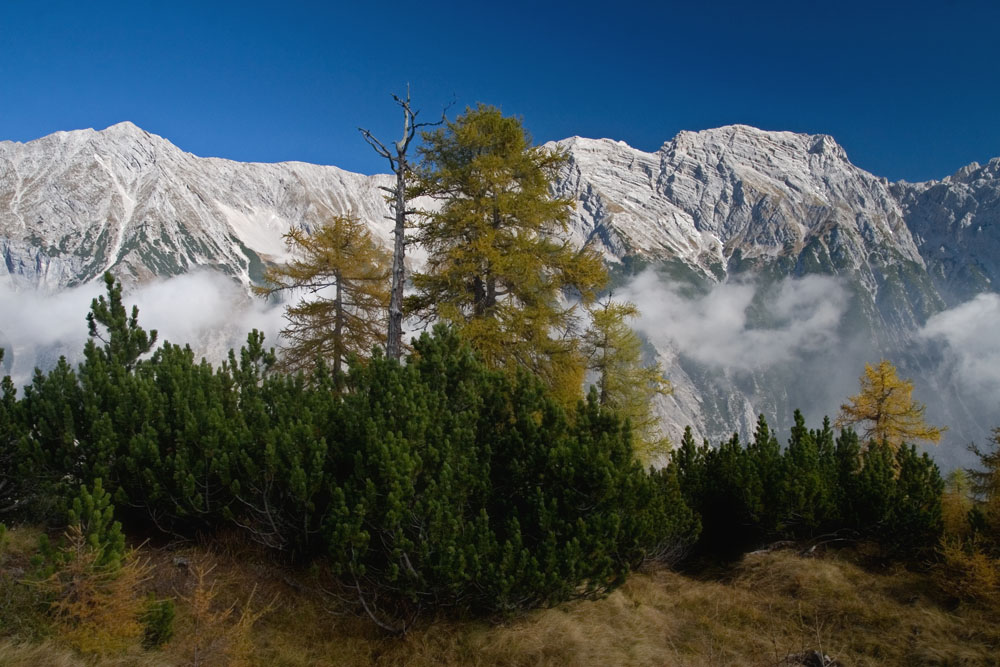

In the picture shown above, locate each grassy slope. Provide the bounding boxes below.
[1,525,998,666]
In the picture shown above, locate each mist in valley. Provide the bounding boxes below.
[2,268,997,471]
[618,269,998,471]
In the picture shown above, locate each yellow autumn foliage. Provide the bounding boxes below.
[582,298,671,461]
[410,104,607,404]
[836,359,945,450]
[255,214,390,376]
[43,525,148,657]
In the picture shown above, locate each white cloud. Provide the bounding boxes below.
[920,293,1000,397]
[0,271,286,385]
[129,271,285,352]
[619,270,849,371]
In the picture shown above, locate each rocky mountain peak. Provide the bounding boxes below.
[103,120,144,134]
[944,157,1000,185]
[0,123,397,289]
[945,161,981,185]
[661,124,850,167]
[1,121,998,465]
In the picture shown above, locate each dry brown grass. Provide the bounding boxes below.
[0,640,89,667]
[0,639,173,666]
[235,547,1000,666]
[4,524,1000,666]
[0,524,43,558]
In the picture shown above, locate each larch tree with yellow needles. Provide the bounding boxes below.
[409,104,606,404]
[581,298,671,461]
[836,359,945,450]
[255,215,390,378]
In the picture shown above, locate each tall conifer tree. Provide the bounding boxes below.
[581,298,670,459]
[255,215,390,377]
[410,104,606,402]
[836,359,945,449]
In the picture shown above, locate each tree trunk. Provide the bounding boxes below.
[473,276,488,318]
[387,160,406,360]
[486,276,497,314]
[360,90,447,359]
[334,270,344,379]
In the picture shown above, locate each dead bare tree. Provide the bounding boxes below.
[359,88,448,360]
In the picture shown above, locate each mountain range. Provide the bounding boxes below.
[1,121,996,466]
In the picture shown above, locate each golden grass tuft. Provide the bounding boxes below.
[0,639,174,667]
[0,524,44,558]
[0,639,87,667]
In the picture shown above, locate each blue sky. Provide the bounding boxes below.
[1,0,998,181]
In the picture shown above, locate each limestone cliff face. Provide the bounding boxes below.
[0,121,395,289]
[1,121,996,454]
[893,158,1000,303]
[549,126,976,445]
[554,125,925,294]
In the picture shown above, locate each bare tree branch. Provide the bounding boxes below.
[359,87,449,360]
[358,129,393,161]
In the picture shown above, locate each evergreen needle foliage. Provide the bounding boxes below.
[0,263,956,641]
[6,277,697,630]
[0,349,20,516]
[66,479,125,571]
[86,272,157,372]
[674,412,944,558]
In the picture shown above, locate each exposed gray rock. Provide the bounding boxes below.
[1,122,997,458]
[0,121,400,288]
[892,157,1000,304]
[550,126,952,445]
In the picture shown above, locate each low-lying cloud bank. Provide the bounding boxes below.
[619,270,849,372]
[919,293,1000,400]
[0,271,286,385]
[2,267,998,470]
[616,268,999,469]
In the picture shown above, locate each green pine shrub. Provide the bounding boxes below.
[65,479,125,571]
[141,595,175,648]
[5,274,696,628]
[316,326,691,625]
[673,414,944,560]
